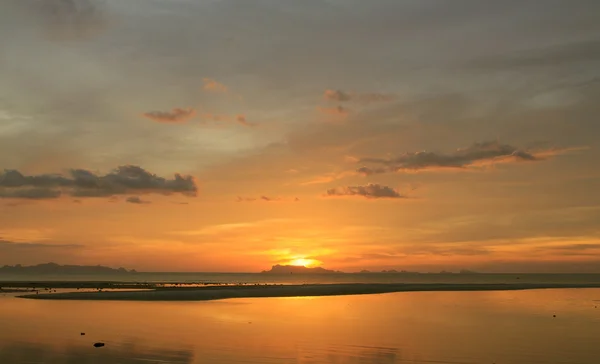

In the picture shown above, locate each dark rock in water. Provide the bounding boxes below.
[93,342,105,348]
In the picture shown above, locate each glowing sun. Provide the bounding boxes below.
[288,258,320,267]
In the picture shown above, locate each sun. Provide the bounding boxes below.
[288,258,320,268]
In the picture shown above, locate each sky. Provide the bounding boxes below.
[1,0,599,273]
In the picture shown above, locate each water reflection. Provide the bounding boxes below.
[0,341,193,364]
[1,289,600,363]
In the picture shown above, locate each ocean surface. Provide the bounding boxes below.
[1,287,600,364]
[3,272,600,285]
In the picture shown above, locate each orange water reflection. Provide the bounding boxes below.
[1,289,600,363]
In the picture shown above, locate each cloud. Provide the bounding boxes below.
[0,165,197,199]
[323,89,352,102]
[323,89,395,104]
[356,141,578,175]
[203,78,228,93]
[326,183,405,199]
[318,106,351,118]
[126,196,151,204]
[0,187,61,200]
[299,171,356,185]
[235,115,255,127]
[0,240,82,249]
[198,113,255,127]
[142,108,196,123]
[236,196,298,202]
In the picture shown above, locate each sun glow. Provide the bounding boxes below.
[288,258,320,267]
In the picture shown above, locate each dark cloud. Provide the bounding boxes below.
[0,187,61,200]
[356,141,570,175]
[126,196,151,204]
[142,108,196,123]
[236,196,279,202]
[0,165,197,199]
[323,89,395,103]
[236,196,299,202]
[0,240,82,249]
[326,183,404,199]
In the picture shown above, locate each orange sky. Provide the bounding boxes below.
[1,1,600,272]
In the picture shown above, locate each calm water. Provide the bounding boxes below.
[3,273,600,285]
[1,288,600,363]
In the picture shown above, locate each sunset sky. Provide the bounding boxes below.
[1,0,599,273]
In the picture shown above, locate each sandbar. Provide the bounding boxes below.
[17,282,600,301]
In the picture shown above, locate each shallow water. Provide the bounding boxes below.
[1,289,599,363]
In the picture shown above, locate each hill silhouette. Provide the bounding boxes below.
[260,264,342,274]
[0,263,137,275]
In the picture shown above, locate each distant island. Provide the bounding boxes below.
[260,265,479,275]
[261,264,342,274]
[358,269,420,274]
[0,263,137,275]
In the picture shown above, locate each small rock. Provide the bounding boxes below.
[93,342,105,348]
[81,333,85,336]
[553,315,556,318]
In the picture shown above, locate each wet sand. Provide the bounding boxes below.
[17,282,600,301]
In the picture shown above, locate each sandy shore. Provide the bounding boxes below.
[17,282,600,301]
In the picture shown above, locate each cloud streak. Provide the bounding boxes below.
[0,240,82,249]
[126,196,151,204]
[318,106,350,119]
[356,141,578,175]
[324,89,395,104]
[0,165,197,199]
[199,113,255,127]
[326,183,405,199]
[142,108,196,123]
[236,196,299,202]
[203,78,228,93]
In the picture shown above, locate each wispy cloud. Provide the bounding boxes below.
[0,187,62,200]
[0,240,83,249]
[323,89,395,104]
[356,141,581,175]
[235,115,255,127]
[203,78,228,93]
[299,171,355,185]
[326,183,405,199]
[126,196,151,204]
[174,219,298,236]
[236,196,299,202]
[0,165,197,199]
[142,108,196,123]
[199,113,255,127]
[318,105,351,119]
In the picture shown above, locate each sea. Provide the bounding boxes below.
[1,273,600,364]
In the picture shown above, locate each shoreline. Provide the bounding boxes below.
[16,282,600,301]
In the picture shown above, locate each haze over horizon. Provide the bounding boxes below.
[1,0,600,273]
